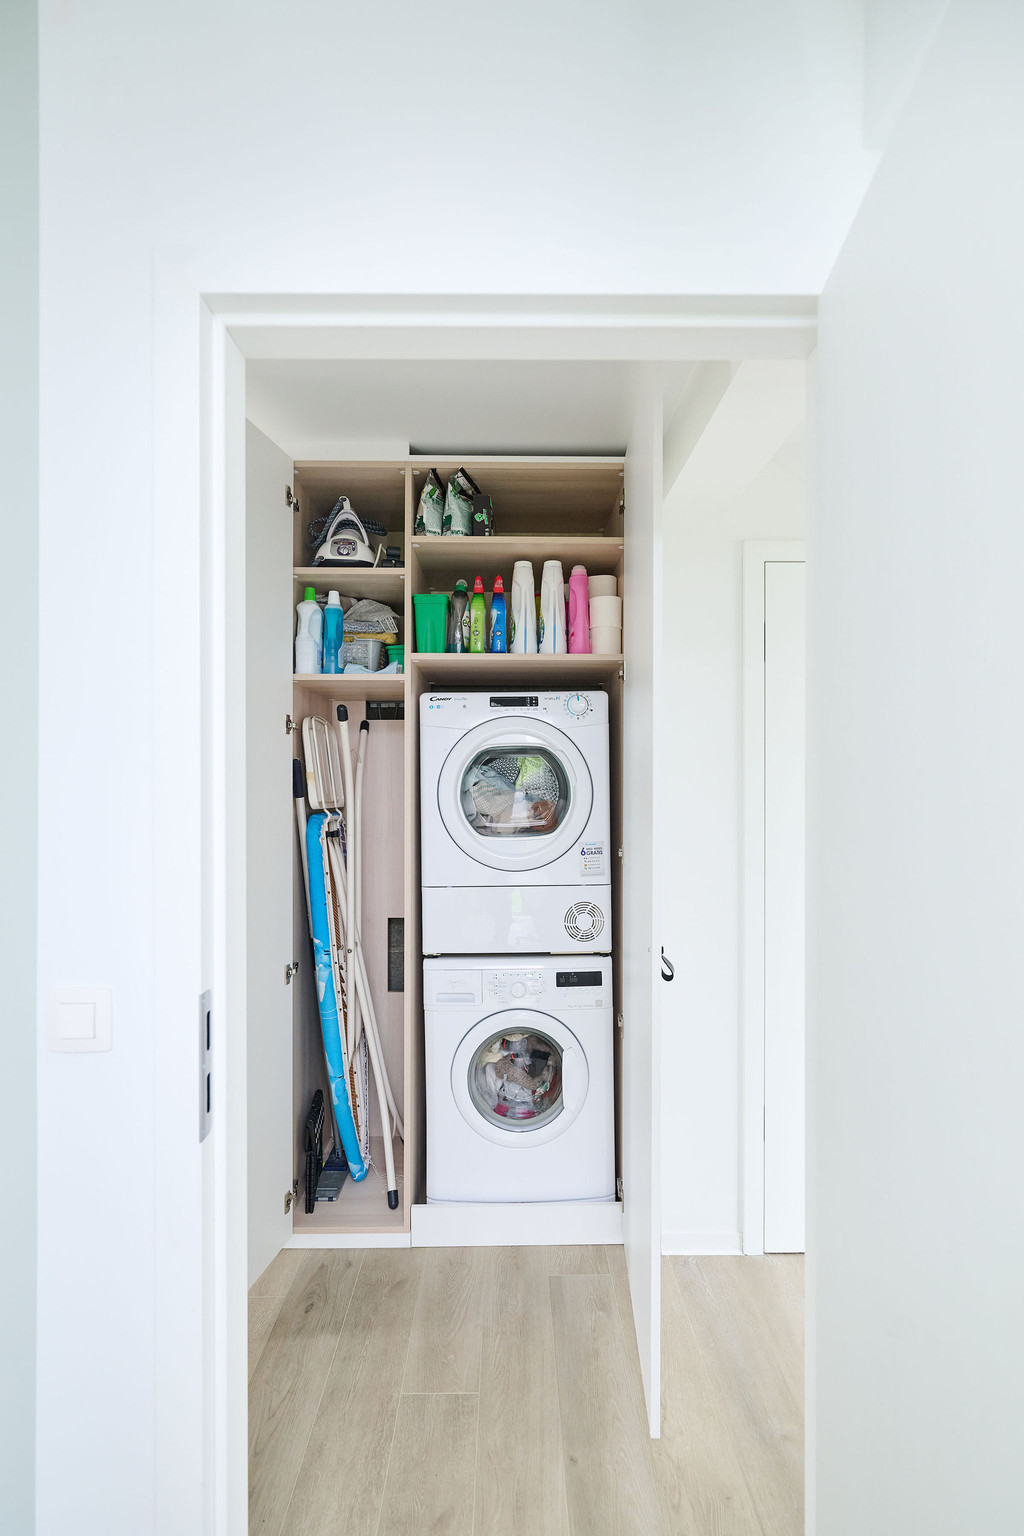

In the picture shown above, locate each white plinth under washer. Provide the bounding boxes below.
[424,955,615,1203]
[420,690,612,954]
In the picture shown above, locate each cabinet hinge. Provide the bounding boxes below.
[617,1012,624,1033]
[285,961,300,985]
[286,485,298,511]
[286,714,297,735]
[284,1186,294,1214]
[616,1176,624,1205]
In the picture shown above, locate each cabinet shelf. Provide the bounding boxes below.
[410,652,623,687]
[410,535,623,581]
[293,566,406,607]
[293,673,405,700]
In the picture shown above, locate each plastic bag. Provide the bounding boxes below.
[414,469,445,536]
[443,466,479,537]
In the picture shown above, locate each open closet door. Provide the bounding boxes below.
[245,422,295,1284]
[621,382,664,1433]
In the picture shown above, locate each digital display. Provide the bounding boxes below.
[556,970,603,988]
[489,696,539,709]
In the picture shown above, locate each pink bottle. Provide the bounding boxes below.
[567,565,592,653]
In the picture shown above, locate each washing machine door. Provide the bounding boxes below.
[450,1010,590,1149]
[437,717,594,873]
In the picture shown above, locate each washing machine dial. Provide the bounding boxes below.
[566,692,590,717]
[509,980,527,999]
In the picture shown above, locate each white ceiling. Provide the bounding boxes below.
[246,359,694,460]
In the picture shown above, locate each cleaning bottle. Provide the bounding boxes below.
[539,560,567,654]
[295,585,323,674]
[509,560,537,653]
[489,575,508,653]
[322,590,344,672]
[468,575,487,653]
[447,579,471,653]
[567,565,591,654]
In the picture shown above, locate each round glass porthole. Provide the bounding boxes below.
[465,1028,564,1131]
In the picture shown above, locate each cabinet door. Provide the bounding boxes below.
[621,385,664,1433]
[245,422,295,1284]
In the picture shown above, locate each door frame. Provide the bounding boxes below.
[741,540,806,1255]
[179,295,817,1532]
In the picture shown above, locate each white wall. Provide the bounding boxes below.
[1,5,37,1535]
[812,3,1024,1531]
[661,437,804,1253]
[33,6,875,1530]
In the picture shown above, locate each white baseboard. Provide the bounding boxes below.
[662,1230,743,1256]
[412,1200,623,1247]
[287,1232,413,1250]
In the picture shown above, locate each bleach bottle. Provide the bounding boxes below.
[295,585,323,674]
[322,590,344,673]
[489,575,508,653]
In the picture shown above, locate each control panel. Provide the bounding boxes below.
[425,961,611,1010]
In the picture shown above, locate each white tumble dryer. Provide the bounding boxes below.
[419,690,612,954]
[423,955,615,1203]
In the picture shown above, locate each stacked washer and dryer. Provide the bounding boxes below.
[420,691,616,1204]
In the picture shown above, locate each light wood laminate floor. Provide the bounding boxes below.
[249,1248,803,1536]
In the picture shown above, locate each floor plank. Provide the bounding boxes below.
[249,1295,282,1382]
[474,1247,570,1536]
[549,1273,663,1536]
[545,1245,612,1274]
[249,1251,363,1536]
[653,1257,766,1536]
[671,1258,803,1536]
[249,1246,308,1298]
[403,1246,494,1394]
[376,1393,479,1536]
[279,1248,424,1536]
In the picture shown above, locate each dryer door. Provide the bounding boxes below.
[437,717,594,873]
[450,1010,589,1149]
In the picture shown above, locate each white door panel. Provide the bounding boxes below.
[763,561,806,1252]
[621,383,664,1434]
[245,421,294,1285]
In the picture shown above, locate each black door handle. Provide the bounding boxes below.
[661,948,675,982]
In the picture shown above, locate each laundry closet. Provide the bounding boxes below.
[243,366,664,1416]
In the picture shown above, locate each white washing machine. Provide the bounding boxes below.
[420,690,612,954]
[424,955,615,1203]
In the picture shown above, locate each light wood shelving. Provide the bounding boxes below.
[293,672,405,700]
[293,566,406,607]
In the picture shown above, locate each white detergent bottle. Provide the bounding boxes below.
[539,560,567,653]
[295,584,323,674]
[509,560,537,653]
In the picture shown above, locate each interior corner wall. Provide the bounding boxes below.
[812,3,1024,1532]
[660,450,804,1254]
[0,3,37,1534]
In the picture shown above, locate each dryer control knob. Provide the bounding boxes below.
[566,692,590,717]
[509,981,527,999]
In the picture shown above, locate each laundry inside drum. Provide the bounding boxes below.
[460,748,569,836]
[467,1029,564,1130]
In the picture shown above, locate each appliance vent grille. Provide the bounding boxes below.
[565,901,605,942]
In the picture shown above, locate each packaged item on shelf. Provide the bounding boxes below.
[322,590,345,673]
[588,574,617,598]
[567,566,591,654]
[472,492,494,536]
[539,561,567,654]
[295,585,323,674]
[443,467,479,537]
[447,579,471,653]
[414,470,445,536]
[488,575,508,653]
[509,560,537,653]
[343,598,400,638]
[469,575,487,653]
[413,592,449,653]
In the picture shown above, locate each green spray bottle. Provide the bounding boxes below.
[469,575,487,653]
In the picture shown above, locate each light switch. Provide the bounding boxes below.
[47,986,113,1053]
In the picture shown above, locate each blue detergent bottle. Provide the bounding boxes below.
[322,590,344,673]
[488,575,507,653]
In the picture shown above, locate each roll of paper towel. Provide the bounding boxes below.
[590,625,622,655]
[588,575,618,598]
[589,594,623,627]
